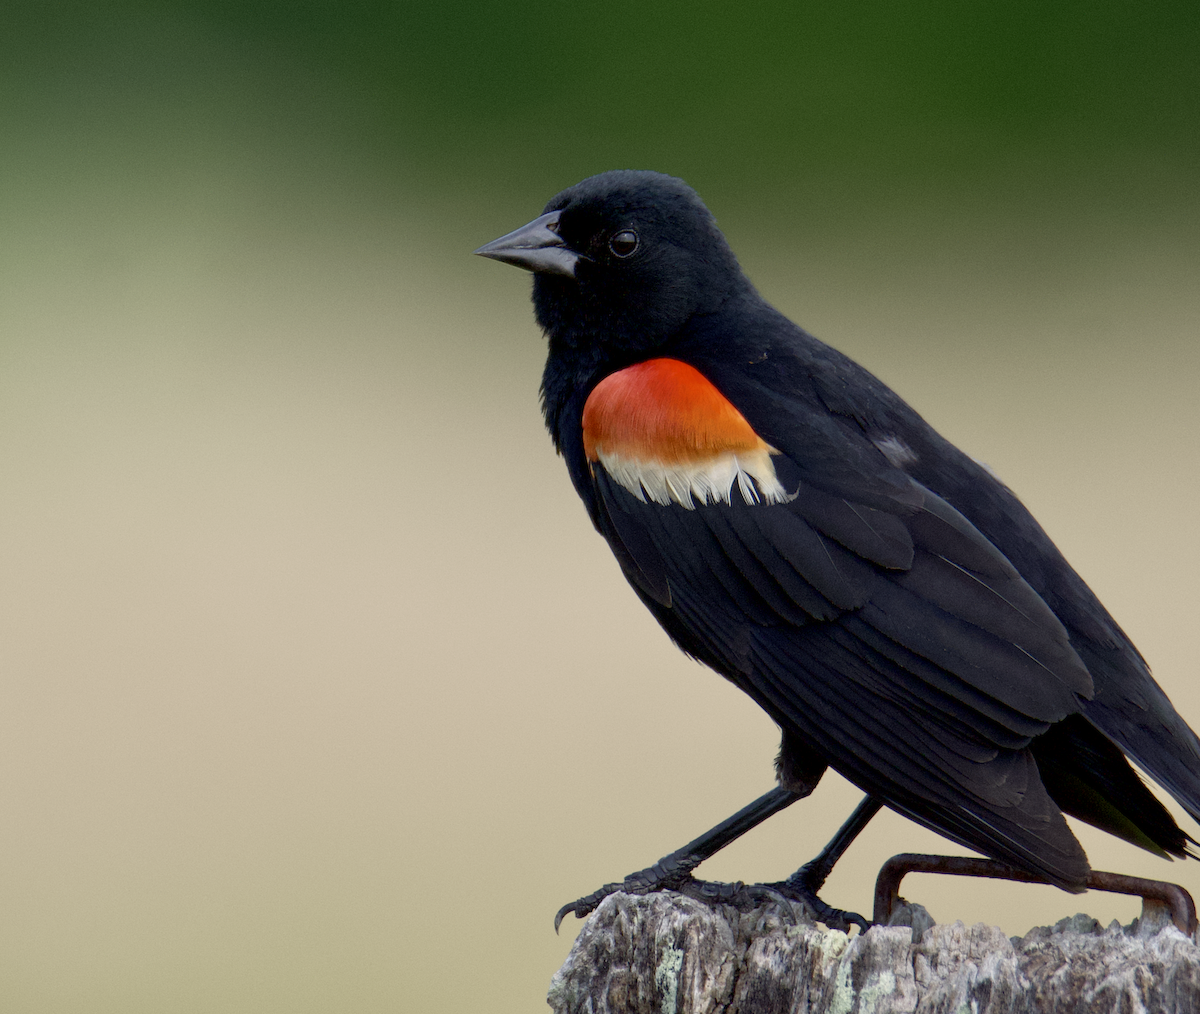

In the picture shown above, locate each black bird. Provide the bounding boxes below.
[476,170,1200,930]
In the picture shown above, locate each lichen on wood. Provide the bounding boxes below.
[548,892,1200,1013]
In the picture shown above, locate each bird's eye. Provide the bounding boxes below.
[608,230,639,258]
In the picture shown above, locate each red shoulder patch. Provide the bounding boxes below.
[582,359,769,465]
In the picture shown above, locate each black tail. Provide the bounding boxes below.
[1032,713,1198,860]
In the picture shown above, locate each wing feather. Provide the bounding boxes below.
[589,454,1096,884]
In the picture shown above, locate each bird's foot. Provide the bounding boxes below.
[554,850,705,931]
[554,854,870,934]
[555,872,801,931]
[757,872,871,934]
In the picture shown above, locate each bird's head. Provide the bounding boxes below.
[476,170,746,359]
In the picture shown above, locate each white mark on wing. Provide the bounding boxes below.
[972,456,1001,480]
[873,435,918,468]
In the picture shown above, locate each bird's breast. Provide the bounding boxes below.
[581,358,791,509]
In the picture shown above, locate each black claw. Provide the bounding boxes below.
[554,852,706,931]
[553,902,576,934]
[553,880,624,932]
[760,871,872,933]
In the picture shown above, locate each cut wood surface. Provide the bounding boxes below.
[548,892,1200,1013]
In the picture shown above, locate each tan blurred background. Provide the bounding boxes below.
[1,3,1198,1011]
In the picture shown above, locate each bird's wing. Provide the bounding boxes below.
[696,335,1200,828]
[593,466,1093,885]
[581,356,1095,886]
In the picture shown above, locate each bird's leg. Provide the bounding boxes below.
[554,786,801,931]
[762,794,883,932]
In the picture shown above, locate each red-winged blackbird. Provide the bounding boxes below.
[477,170,1200,930]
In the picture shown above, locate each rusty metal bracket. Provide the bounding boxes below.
[873,853,1198,936]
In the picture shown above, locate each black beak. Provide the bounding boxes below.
[474,211,580,278]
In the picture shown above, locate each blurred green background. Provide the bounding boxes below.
[1,2,1197,1011]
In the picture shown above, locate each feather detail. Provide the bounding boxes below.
[583,358,792,508]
